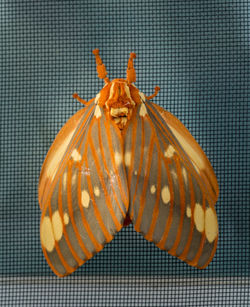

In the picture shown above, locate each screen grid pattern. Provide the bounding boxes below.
[0,1,249,306]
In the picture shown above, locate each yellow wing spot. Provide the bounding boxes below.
[139,103,147,117]
[63,212,69,225]
[194,203,205,232]
[114,151,123,166]
[124,151,131,167]
[94,186,100,197]
[71,149,82,162]
[164,145,175,158]
[186,206,192,218]
[63,172,67,188]
[134,170,138,175]
[52,211,63,241]
[94,105,102,118]
[81,190,90,208]
[168,125,204,171]
[182,167,188,183]
[41,216,55,252]
[161,185,170,204]
[205,208,218,242]
[45,130,74,181]
[150,185,156,194]
[94,93,100,104]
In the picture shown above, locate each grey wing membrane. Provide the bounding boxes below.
[124,101,218,269]
[39,104,128,276]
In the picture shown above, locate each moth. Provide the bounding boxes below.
[38,49,219,277]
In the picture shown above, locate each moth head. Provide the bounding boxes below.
[92,49,160,129]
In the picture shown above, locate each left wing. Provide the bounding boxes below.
[124,100,219,269]
[39,104,129,276]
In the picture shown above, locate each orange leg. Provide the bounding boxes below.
[72,93,95,106]
[146,86,160,101]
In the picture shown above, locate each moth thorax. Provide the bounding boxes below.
[105,82,136,130]
[97,79,141,130]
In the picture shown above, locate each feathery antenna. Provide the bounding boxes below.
[126,52,136,84]
[92,49,110,83]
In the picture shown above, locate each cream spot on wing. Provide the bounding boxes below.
[41,216,55,252]
[94,186,100,197]
[63,213,69,225]
[186,206,192,218]
[124,151,131,167]
[182,167,188,183]
[139,103,147,117]
[194,203,205,232]
[134,170,138,175]
[81,190,90,208]
[71,149,82,162]
[168,125,204,171]
[52,211,63,241]
[139,92,146,102]
[114,152,123,166]
[94,93,100,104]
[63,172,67,188]
[205,208,218,242]
[161,185,170,204]
[164,145,175,158]
[94,105,102,118]
[46,130,74,181]
[150,185,156,194]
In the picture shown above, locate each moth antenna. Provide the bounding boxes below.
[92,49,110,83]
[126,52,136,84]
[146,86,160,100]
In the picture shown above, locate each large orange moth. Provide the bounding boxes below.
[38,49,219,277]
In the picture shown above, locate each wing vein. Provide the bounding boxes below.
[168,157,186,255]
[67,160,92,258]
[127,118,138,188]
[179,172,195,261]
[130,119,145,220]
[85,154,113,243]
[58,174,85,265]
[41,104,95,207]
[146,102,214,204]
[48,199,75,274]
[103,119,129,207]
[76,159,103,253]
[89,138,123,231]
[97,120,126,217]
[134,135,155,231]
[144,150,162,241]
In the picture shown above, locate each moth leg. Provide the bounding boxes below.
[146,86,160,100]
[72,93,95,106]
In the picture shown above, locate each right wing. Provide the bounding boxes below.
[124,101,219,269]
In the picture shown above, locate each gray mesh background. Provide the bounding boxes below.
[0,0,249,306]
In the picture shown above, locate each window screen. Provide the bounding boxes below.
[0,0,249,306]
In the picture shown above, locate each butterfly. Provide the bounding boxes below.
[38,49,219,277]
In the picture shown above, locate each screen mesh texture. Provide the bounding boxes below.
[0,0,249,306]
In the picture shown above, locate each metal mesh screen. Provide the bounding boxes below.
[0,0,249,306]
